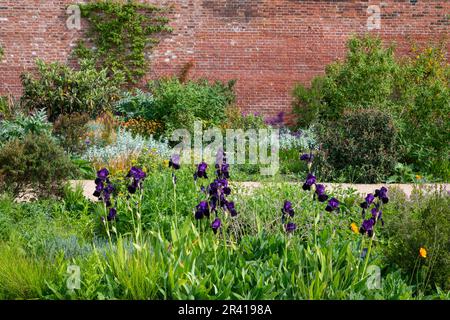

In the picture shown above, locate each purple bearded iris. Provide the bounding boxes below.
[302,173,316,191]
[360,193,375,209]
[169,154,181,170]
[374,187,389,204]
[360,218,375,237]
[300,153,314,163]
[211,218,221,233]
[225,201,238,217]
[93,168,110,197]
[216,163,230,179]
[126,166,146,194]
[107,207,117,221]
[194,162,208,180]
[315,184,329,202]
[285,222,297,233]
[282,200,295,218]
[325,197,340,212]
[371,207,384,226]
[195,201,210,220]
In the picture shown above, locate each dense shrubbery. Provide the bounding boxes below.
[0,134,76,198]
[21,59,123,121]
[0,109,52,145]
[292,35,449,181]
[316,109,398,183]
[148,78,236,135]
[53,112,90,154]
[383,189,450,292]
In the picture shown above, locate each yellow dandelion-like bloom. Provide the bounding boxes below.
[416,175,422,180]
[163,159,169,167]
[350,223,359,234]
[419,247,427,258]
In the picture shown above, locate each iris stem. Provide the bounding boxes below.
[361,235,374,280]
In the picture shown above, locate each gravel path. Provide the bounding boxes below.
[70,180,449,202]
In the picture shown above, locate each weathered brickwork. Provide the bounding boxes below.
[0,0,448,117]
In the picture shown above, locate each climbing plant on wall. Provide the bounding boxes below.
[74,1,172,84]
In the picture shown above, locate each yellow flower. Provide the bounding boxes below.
[163,159,169,167]
[350,223,359,234]
[419,247,427,258]
[416,175,422,180]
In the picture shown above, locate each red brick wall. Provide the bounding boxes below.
[0,0,449,117]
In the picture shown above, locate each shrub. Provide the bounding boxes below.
[20,59,123,121]
[223,106,267,130]
[121,117,164,138]
[0,134,76,198]
[53,112,90,154]
[383,190,450,292]
[291,35,449,180]
[316,108,398,183]
[114,89,155,121]
[293,35,398,123]
[149,78,236,135]
[0,109,52,146]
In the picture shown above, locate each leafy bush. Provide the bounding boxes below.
[0,109,52,146]
[21,59,123,121]
[292,35,449,180]
[223,107,267,130]
[0,134,76,198]
[383,190,450,292]
[114,89,155,121]
[316,108,398,183]
[121,117,164,138]
[53,112,90,154]
[149,78,235,135]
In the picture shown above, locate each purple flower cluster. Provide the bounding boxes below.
[194,162,208,181]
[126,167,147,194]
[93,168,117,221]
[281,200,296,233]
[265,112,285,127]
[194,151,237,233]
[300,154,340,213]
[358,187,388,237]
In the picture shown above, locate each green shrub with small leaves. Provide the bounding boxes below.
[53,112,90,154]
[0,134,76,198]
[149,78,236,136]
[21,59,123,121]
[316,108,398,183]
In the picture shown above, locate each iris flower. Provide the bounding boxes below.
[325,197,340,212]
[194,162,208,180]
[315,184,329,202]
[302,173,316,190]
[211,218,221,233]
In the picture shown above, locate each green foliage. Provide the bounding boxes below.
[316,108,398,183]
[0,109,52,146]
[223,106,267,130]
[21,59,123,121]
[393,44,450,179]
[53,112,90,154]
[292,35,449,181]
[0,134,76,198]
[115,89,155,121]
[149,78,236,135]
[76,1,172,83]
[383,190,450,293]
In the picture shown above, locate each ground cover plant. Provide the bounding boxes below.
[0,149,448,300]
